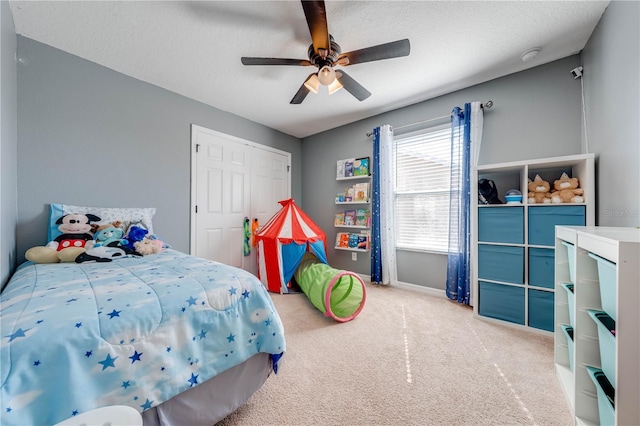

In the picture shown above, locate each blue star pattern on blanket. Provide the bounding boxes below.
[0,249,286,425]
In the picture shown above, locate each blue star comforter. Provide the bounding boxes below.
[0,249,286,425]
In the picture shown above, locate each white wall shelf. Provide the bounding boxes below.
[554,226,639,426]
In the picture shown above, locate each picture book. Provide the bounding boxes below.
[357,234,369,250]
[354,157,370,176]
[344,158,355,177]
[355,209,370,227]
[336,232,350,248]
[336,159,346,178]
[343,209,356,226]
[353,182,369,202]
[334,213,345,226]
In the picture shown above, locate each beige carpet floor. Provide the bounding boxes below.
[217,283,573,426]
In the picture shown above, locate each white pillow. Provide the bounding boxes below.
[48,203,156,241]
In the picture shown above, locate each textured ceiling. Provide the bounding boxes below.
[9,1,609,138]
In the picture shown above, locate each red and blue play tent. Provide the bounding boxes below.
[255,198,328,294]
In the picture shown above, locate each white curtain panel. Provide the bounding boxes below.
[469,102,484,304]
[471,101,484,167]
[379,124,397,285]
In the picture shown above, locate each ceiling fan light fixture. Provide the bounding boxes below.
[328,77,343,95]
[304,74,320,94]
[317,65,336,86]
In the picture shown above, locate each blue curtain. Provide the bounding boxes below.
[446,104,471,304]
[370,127,382,283]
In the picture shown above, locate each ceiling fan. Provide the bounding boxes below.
[241,1,410,104]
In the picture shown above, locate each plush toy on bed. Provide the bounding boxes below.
[550,172,584,203]
[527,175,552,204]
[121,225,148,251]
[93,222,126,247]
[134,238,163,255]
[25,213,102,263]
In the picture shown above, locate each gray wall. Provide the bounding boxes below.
[302,56,586,290]
[582,0,640,227]
[1,1,18,288]
[15,36,302,264]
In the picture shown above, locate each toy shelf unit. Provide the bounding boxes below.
[335,157,371,252]
[554,226,639,426]
[472,154,595,333]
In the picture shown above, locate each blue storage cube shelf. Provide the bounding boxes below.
[588,309,616,388]
[528,206,585,246]
[586,366,615,426]
[561,241,576,283]
[478,281,525,325]
[560,324,574,372]
[528,247,555,288]
[528,289,554,331]
[478,207,524,244]
[478,244,524,283]
[561,283,575,327]
[588,252,617,321]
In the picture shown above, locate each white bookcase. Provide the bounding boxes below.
[472,153,595,332]
[555,226,640,425]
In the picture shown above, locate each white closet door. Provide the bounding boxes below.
[190,125,290,274]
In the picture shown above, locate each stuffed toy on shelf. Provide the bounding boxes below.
[527,175,552,204]
[550,172,584,203]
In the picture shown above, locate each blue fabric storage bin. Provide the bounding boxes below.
[478,207,524,244]
[588,309,616,388]
[478,244,524,283]
[528,206,585,246]
[561,283,575,327]
[528,247,555,288]
[560,324,574,372]
[528,289,554,332]
[478,281,525,325]
[588,252,617,321]
[586,366,615,426]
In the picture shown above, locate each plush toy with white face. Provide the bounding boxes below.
[25,213,101,264]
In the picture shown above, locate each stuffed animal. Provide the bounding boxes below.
[25,213,101,264]
[134,238,163,255]
[93,222,125,247]
[550,172,584,203]
[122,225,148,251]
[527,175,552,204]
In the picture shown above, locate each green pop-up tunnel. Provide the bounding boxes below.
[294,253,367,322]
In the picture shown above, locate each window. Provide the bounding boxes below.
[393,124,456,253]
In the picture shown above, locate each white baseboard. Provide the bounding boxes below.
[359,273,447,299]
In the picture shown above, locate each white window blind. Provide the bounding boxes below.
[393,124,455,252]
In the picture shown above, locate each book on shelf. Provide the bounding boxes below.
[334,213,345,226]
[353,182,370,202]
[357,234,369,250]
[343,209,356,226]
[344,158,355,177]
[355,209,370,227]
[354,157,370,176]
[335,232,350,248]
[336,159,346,179]
[348,233,359,248]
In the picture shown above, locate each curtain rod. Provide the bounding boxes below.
[366,100,493,137]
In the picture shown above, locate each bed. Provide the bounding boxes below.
[0,205,286,425]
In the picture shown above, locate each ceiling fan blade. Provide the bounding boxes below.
[337,39,410,66]
[290,74,315,104]
[336,71,371,101]
[241,57,313,66]
[301,1,330,55]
